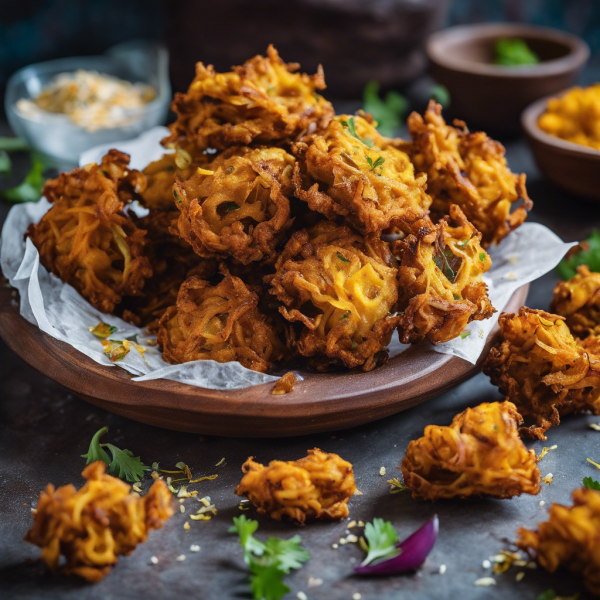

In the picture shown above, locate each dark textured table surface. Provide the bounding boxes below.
[0,118,598,600]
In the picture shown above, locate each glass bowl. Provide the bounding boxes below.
[5,40,171,170]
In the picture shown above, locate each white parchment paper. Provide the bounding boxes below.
[0,127,575,389]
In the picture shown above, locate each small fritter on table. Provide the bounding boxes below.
[407,100,532,247]
[235,448,356,525]
[394,204,494,344]
[268,221,400,371]
[551,265,600,339]
[163,44,334,152]
[401,401,540,501]
[482,307,600,440]
[292,114,431,235]
[173,146,294,264]
[157,273,285,373]
[25,462,173,582]
[517,487,600,596]
[27,150,152,314]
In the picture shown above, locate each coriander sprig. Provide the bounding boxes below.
[340,117,374,148]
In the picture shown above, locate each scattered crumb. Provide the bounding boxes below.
[308,577,323,588]
[180,505,185,513]
[589,423,600,431]
[183,522,190,531]
[358,520,365,527]
[150,556,158,565]
[516,571,525,582]
[176,555,186,562]
[215,457,226,467]
[332,543,338,549]
[539,500,545,507]
[474,577,496,586]
[542,473,553,484]
[190,544,200,552]
[352,594,362,600]
[537,445,558,461]
[339,538,347,545]
[272,372,297,395]
[509,255,518,264]
[238,504,250,511]
[527,561,537,569]
[439,564,447,575]
[482,559,491,569]
[348,520,357,529]
[297,592,307,600]
[379,467,386,476]
[132,482,142,493]
[359,537,368,553]
[347,534,358,543]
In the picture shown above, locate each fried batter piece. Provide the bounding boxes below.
[268,221,399,371]
[157,274,284,372]
[401,401,540,501]
[482,308,600,440]
[163,44,333,152]
[407,101,532,246]
[394,204,494,344]
[24,461,173,582]
[292,114,431,235]
[551,265,600,339]
[235,448,356,525]
[174,146,294,264]
[517,487,600,596]
[27,150,152,314]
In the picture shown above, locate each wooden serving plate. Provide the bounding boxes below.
[0,283,528,437]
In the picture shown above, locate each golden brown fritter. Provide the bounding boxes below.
[517,487,600,596]
[407,101,532,247]
[292,114,431,236]
[235,448,356,525]
[482,308,600,440]
[163,45,334,152]
[27,150,152,314]
[24,462,173,582]
[268,221,399,371]
[394,204,494,344]
[157,274,285,373]
[401,401,540,501]
[173,146,294,264]
[551,265,600,339]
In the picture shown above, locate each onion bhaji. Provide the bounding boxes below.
[401,401,541,501]
[407,100,532,247]
[394,204,494,344]
[24,461,173,582]
[292,114,431,236]
[551,265,600,339]
[27,150,152,314]
[268,221,400,371]
[173,146,294,264]
[517,487,600,596]
[157,273,284,372]
[163,44,334,152]
[482,308,600,440]
[234,448,356,525]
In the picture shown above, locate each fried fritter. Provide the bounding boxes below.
[173,146,294,264]
[482,307,600,440]
[292,114,431,236]
[234,448,356,525]
[163,44,333,152]
[27,150,152,314]
[394,204,494,344]
[268,221,399,371]
[407,101,532,247]
[157,274,284,372]
[551,265,600,339]
[517,487,600,596]
[24,461,173,582]
[401,401,540,501]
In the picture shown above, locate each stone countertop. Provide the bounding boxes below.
[0,121,597,600]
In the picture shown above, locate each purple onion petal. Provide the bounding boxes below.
[354,515,439,576]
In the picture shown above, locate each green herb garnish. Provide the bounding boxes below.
[341,310,351,319]
[362,81,408,137]
[88,322,117,339]
[101,339,130,362]
[479,252,486,262]
[535,591,557,600]
[223,201,240,212]
[429,84,451,108]
[494,38,540,66]
[458,238,471,248]
[229,515,310,600]
[557,230,600,279]
[340,117,373,148]
[0,151,11,176]
[460,330,471,339]
[433,242,459,282]
[360,518,401,567]
[82,426,147,482]
[2,155,45,203]
[583,476,600,491]
[0,136,29,152]
[337,252,351,263]
[366,155,385,171]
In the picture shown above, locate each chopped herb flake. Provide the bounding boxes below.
[223,201,240,212]
[479,252,486,262]
[337,252,351,263]
[88,322,117,339]
[460,331,471,340]
[362,81,408,137]
[340,117,374,148]
[583,476,600,490]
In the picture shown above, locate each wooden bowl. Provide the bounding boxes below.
[427,23,589,134]
[0,282,528,437]
[522,92,600,201]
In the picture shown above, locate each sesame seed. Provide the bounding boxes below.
[150,556,158,565]
[347,534,358,543]
[190,544,200,552]
[352,594,362,600]
[180,505,185,513]
[379,467,386,476]
[358,520,365,527]
[516,571,525,582]
[332,543,338,549]
[297,593,307,600]
[482,560,491,569]
[348,520,357,528]
[339,538,347,545]
[539,500,545,506]
[439,564,446,574]
[176,555,186,562]
[474,577,496,586]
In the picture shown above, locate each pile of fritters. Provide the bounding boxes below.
[27,45,533,374]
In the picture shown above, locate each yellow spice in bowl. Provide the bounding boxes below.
[537,84,600,151]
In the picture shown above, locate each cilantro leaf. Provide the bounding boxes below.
[583,476,600,491]
[104,444,147,482]
[557,230,600,279]
[3,155,46,203]
[81,426,111,466]
[433,241,460,283]
[494,38,540,66]
[361,518,400,566]
[363,80,408,137]
[337,252,351,263]
[249,563,289,600]
[366,155,385,171]
[229,515,266,562]
[340,117,374,148]
[264,536,310,573]
[223,201,240,213]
